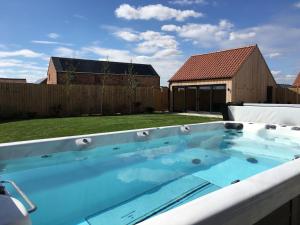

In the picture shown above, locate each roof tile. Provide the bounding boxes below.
[169,45,257,82]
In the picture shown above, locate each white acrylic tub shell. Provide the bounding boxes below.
[137,158,300,225]
[1,121,300,225]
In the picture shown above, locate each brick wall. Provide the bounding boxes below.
[47,59,57,84]
[56,72,160,87]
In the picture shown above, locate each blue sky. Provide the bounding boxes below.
[0,0,300,85]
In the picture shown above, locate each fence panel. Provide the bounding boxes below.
[276,87,300,104]
[0,83,169,118]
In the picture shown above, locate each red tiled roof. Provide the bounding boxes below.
[293,73,300,87]
[169,45,257,82]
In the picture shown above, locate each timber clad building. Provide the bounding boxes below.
[46,57,160,87]
[169,45,277,113]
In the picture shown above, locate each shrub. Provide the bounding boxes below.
[145,106,155,114]
[133,102,142,113]
[49,104,62,117]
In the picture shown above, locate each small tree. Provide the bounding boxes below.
[126,60,138,114]
[100,57,110,115]
[64,61,76,115]
[64,61,76,86]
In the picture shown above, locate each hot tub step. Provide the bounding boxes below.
[86,175,219,225]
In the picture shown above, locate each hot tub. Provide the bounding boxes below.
[1,121,300,225]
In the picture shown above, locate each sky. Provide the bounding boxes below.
[0,0,300,86]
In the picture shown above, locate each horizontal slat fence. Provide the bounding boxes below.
[0,83,169,118]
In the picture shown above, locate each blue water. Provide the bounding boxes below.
[1,128,298,225]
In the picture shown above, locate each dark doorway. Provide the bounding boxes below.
[172,84,226,113]
[173,87,185,112]
[186,87,197,111]
[198,86,211,112]
[198,85,226,113]
[266,86,273,103]
[212,85,226,112]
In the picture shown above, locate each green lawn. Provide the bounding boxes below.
[0,114,220,143]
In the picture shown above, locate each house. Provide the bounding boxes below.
[293,73,300,87]
[169,45,277,113]
[36,78,47,84]
[0,78,26,84]
[46,57,160,87]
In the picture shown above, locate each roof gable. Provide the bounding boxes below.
[293,73,300,87]
[169,45,257,82]
[51,57,159,77]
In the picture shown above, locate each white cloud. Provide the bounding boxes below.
[219,20,234,29]
[0,59,46,70]
[136,31,179,54]
[54,47,73,57]
[161,24,181,32]
[266,52,281,58]
[73,14,87,20]
[83,46,133,62]
[0,49,44,58]
[229,32,256,40]
[272,70,296,84]
[115,4,203,21]
[162,21,300,60]
[48,33,60,39]
[152,48,181,58]
[31,40,72,46]
[101,26,182,85]
[294,2,300,8]
[222,25,300,59]
[114,29,179,55]
[0,59,23,67]
[114,31,140,42]
[103,26,183,85]
[162,20,234,48]
[0,59,47,83]
[271,70,281,76]
[169,0,207,5]
[53,47,84,58]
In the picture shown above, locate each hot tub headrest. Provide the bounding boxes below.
[265,124,276,130]
[224,123,243,130]
[292,127,300,131]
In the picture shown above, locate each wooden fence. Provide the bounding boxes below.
[0,83,169,118]
[275,87,300,104]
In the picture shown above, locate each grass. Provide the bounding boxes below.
[0,114,220,143]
